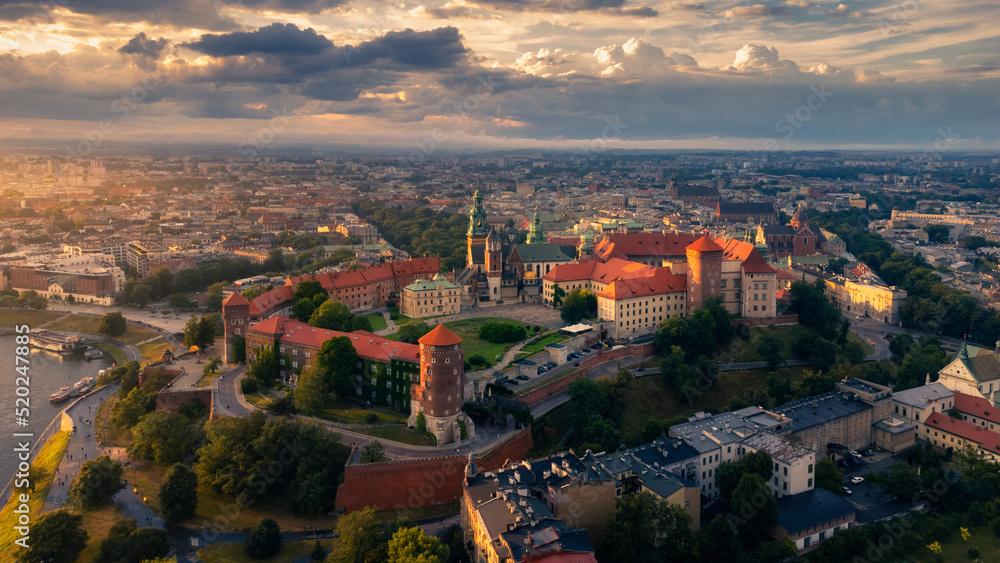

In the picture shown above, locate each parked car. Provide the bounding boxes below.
[850,450,861,458]
[536,367,544,374]
[635,367,645,372]
[508,380,519,385]
[517,375,530,381]
[573,362,580,367]
[842,487,853,495]
[851,476,865,485]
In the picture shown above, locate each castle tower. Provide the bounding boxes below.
[466,189,489,269]
[221,292,249,363]
[685,235,724,312]
[410,324,468,445]
[485,228,503,299]
[526,206,544,244]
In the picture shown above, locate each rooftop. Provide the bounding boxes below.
[742,431,814,464]
[955,391,1000,425]
[773,392,872,433]
[419,323,463,347]
[892,383,954,409]
[775,488,855,536]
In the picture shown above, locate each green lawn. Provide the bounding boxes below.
[77,503,128,563]
[443,317,532,368]
[364,313,388,331]
[847,331,876,356]
[46,314,160,345]
[199,539,336,563]
[245,391,272,408]
[353,425,434,447]
[318,403,408,425]
[137,337,173,363]
[520,332,568,355]
[95,341,128,364]
[197,369,222,387]
[916,524,1000,562]
[0,431,70,550]
[0,309,65,327]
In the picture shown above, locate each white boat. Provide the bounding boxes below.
[71,376,95,396]
[49,387,72,403]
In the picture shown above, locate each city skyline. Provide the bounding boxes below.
[0,0,998,151]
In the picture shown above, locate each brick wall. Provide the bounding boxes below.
[731,314,799,328]
[518,370,588,407]
[335,425,534,512]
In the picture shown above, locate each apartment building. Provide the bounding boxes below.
[741,432,816,498]
[891,382,955,435]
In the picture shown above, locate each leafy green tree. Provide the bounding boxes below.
[329,507,381,563]
[317,336,360,397]
[551,283,565,307]
[128,411,203,465]
[397,320,432,344]
[581,413,620,453]
[183,315,217,349]
[696,516,744,562]
[231,335,247,363]
[311,540,326,561]
[923,223,950,244]
[756,333,785,370]
[294,365,329,415]
[159,464,198,522]
[245,518,282,558]
[203,282,226,311]
[309,300,354,331]
[247,346,281,387]
[566,377,610,428]
[715,450,773,502]
[598,491,695,563]
[98,311,128,337]
[387,526,449,563]
[168,292,191,309]
[560,289,597,323]
[878,462,922,498]
[361,440,385,463]
[111,387,157,429]
[815,458,843,495]
[704,295,735,347]
[788,280,842,339]
[119,362,141,396]
[96,519,169,563]
[888,333,914,362]
[842,340,866,364]
[15,509,88,563]
[70,456,124,509]
[730,473,778,540]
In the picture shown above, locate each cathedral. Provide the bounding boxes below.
[456,189,577,304]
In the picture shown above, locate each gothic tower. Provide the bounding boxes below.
[410,324,468,444]
[485,228,503,299]
[466,189,489,269]
[685,235,724,312]
[526,207,544,244]
[221,292,249,363]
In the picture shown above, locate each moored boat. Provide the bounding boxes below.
[49,387,72,403]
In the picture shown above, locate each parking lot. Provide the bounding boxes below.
[502,346,598,389]
[838,448,917,520]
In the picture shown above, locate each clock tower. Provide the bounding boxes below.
[466,188,490,270]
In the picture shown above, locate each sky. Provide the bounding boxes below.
[0,0,998,152]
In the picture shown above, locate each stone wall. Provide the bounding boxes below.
[334,425,534,512]
[731,314,799,328]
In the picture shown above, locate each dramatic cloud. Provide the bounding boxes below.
[118,33,168,59]
[729,44,799,72]
[185,23,334,57]
[425,0,658,17]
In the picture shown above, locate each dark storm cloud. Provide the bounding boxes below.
[118,33,168,58]
[186,23,334,57]
[338,27,469,69]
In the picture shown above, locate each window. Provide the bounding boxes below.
[808,464,813,474]
[783,467,788,477]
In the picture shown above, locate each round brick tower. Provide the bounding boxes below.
[221,291,249,364]
[686,235,724,312]
[411,324,467,444]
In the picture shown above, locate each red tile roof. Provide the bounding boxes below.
[954,392,1000,425]
[686,235,724,253]
[248,285,294,316]
[286,258,442,291]
[593,232,701,261]
[596,267,687,300]
[249,316,419,363]
[222,292,249,307]
[419,324,463,347]
[542,258,656,284]
[925,412,1000,454]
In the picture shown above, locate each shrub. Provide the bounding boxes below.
[364,413,379,424]
[468,354,487,367]
[737,323,751,340]
[478,322,527,344]
[241,378,258,394]
[992,517,1000,539]
[968,547,980,559]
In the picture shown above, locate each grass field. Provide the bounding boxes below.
[77,503,128,562]
[519,332,568,355]
[137,337,173,363]
[353,425,434,446]
[364,313,388,331]
[244,391,272,408]
[46,314,160,345]
[0,309,65,328]
[95,341,128,364]
[846,331,876,356]
[319,402,408,425]
[199,538,336,563]
[443,318,531,368]
[916,524,1000,562]
[0,430,71,550]
[197,368,222,387]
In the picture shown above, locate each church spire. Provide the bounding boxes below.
[527,205,544,244]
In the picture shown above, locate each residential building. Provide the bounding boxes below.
[400,273,460,318]
[769,488,856,552]
[891,382,955,434]
[772,379,893,454]
[741,431,816,498]
[924,412,1000,461]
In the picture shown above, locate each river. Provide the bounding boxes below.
[0,334,113,488]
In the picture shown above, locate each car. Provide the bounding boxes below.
[517,375,530,381]
[573,362,580,366]
[635,367,645,372]
[508,380,519,385]
[568,352,578,359]
[536,367,544,374]
[842,487,853,495]
[837,460,849,469]
[862,449,874,457]
[851,477,865,485]
[581,348,590,353]
[849,450,861,458]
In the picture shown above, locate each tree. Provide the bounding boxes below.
[119,362,141,396]
[566,377,610,428]
[71,456,125,509]
[98,311,128,337]
[923,223,950,244]
[245,518,282,559]
[756,333,785,370]
[294,365,329,415]
[247,346,281,387]
[263,248,286,272]
[551,284,565,307]
[329,507,381,563]
[730,473,778,539]
[560,289,597,323]
[581,413,619,452]
[842,340,866,364]
[888,333,914,362]
[696,516,745,562]
[815,458,844,495]
[96,519,169,563]
[183,315,217,349]
[15,509,88,563]
[309,300,354,331]
[168,292,191,309]
[318,336,360,397]
[128,411,202,465]
[878,462,922,498]
[387,526,449,563]
[204,282,226,311]
[361,440,385,463]
[310,540,326,561]
[704,295,735,346]
[788,280,842,339]
[204,356,222,377]
[159,464,199,522]
[397,321,432,344]
[231,335,247,363]
[598,491,695,563]
[715,450,773,502]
